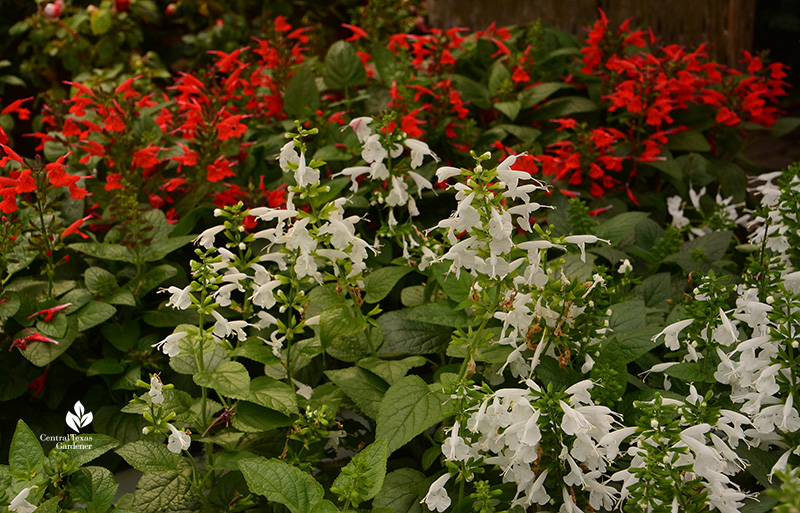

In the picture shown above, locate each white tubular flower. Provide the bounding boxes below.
[407,171,433,197]
[194,225,225,249]
[294,151,320,187]
[667,195,690,228]
[167,424,191,453]
[163,285,193,310]
[422,474,451,512]
[404,138,438,168]
[294,252,318,280]
[370,160,390,180]
[564,235,610,263]
[334,166,371,192]
[282,218,317,253]
[252,279,282,309]
[349,116,372,143]
[652,319,694,350]
[442,421,472,461]
[617,259,633,274]
[149,375,164,404]
[435,166,462,182]
[278,140,301,172]
[386,176,410,207]
[256,311,277,329]
[362,133,387,164]
[559,400,592,436]
[153,331,186,357]
[250,207,298,223]
[9,486,37,513]
[266,331,285,357]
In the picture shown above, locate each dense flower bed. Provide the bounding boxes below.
[2,7,800,513]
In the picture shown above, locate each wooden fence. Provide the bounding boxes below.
[427,0,756,67]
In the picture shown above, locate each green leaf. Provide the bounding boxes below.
[231,401,295,433]
[431,262,474,303]
[21,317,78,367]
[36,313,68,339]
[530,96,597,120]
[638,273,672,309]
[325,367,389,419]
[376,375,445,454]
[194,360,251,400]
[451,74,490,110]
[85,267,118,295]
[106,288,136,306]
[372,43,398,82]
[769,116,800,138]
[101,319,140,352]
[93,406,146,444]
[116,440,181,472]
[0,291,21,318]
[331,439,388,505]
[239,457,324,513]
[142,236,194,262]
[87,358,125,376]
[76,301,117,332]
[377,311,452,358]
[600,325,662,365]
[518,82,573,109]
[356,356,427,385]
[311,500,340,513]
[373,468,427,513]
[608,299,646,334]
[248,376,298,416]
[324,41,367,90]
[90,8,113,35]
[664,361,717,383]
[10,420,44,475]
[666,129,711,152]
[363,266,413,303]
[495,101,521,121]
[130,264,178,296]
[594,212,650,245]
[404,302,474,328]
[230,339,281,365]
[57,433,119,467]
[170,332,226,374]
[69,242,135,262]
[143,308,200,327]
[71,466,118,513]
[285,63,320,117]
[132,465,194,513]
[320,304,367,348]
[487,61,510,94]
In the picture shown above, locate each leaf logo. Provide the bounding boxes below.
[66,401,93,432]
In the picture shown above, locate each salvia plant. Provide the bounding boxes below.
[1,7,799,513]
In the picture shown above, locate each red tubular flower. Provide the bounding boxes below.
[274,15,292,32]
[27,303,72,322]
[207,157,235,183]
[1,97,34,120]
[28,367,49,398]
[132,144,162,171]
[216,111,248,141]
[342,23,368,42]
[10,331,60,351]
[46,153,89,199]
[511,66,530,84]
[61,216,91,239]
[105,173,124,191]
[172,144,198,173]
[114,75,142,100]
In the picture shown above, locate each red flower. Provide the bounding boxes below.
[46,153,89,199]
[172,144,198,173]
[27,303,72,322]
[132,144,162,170]
[715,106,741,126]
[1,97,33,120]
[274,16,292,32]
[105,173,124,191]
[511,66,530,84]
[114,75,142,100]
[10,331,59,351]
[207,157,235,183]
[61,216,91,239]
[216,111,248,141]
[342,23,368,42]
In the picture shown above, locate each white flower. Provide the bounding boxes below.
[334,166,371,192]
[435,166,462,182]
[9,486,37,513]
[667,195,690,228]
[404,138,438,168]
[194,225,225,249]
[422,474,451,512]
[442,421,472,461]
[153,331,186,357]
[617,259,633,274]
[294,252,318,280]
[167,424,191,453]
[211,309,250,340]
[652,319,694,350]
[278,141,301,172]
[163,285,193,310]
[349,116,372,143]
[252,279,281,309]
[293,151,320,187]
[408,171,433,197]
[362,134,387,164]
[564,235,609,263]
[149,375,164,404]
